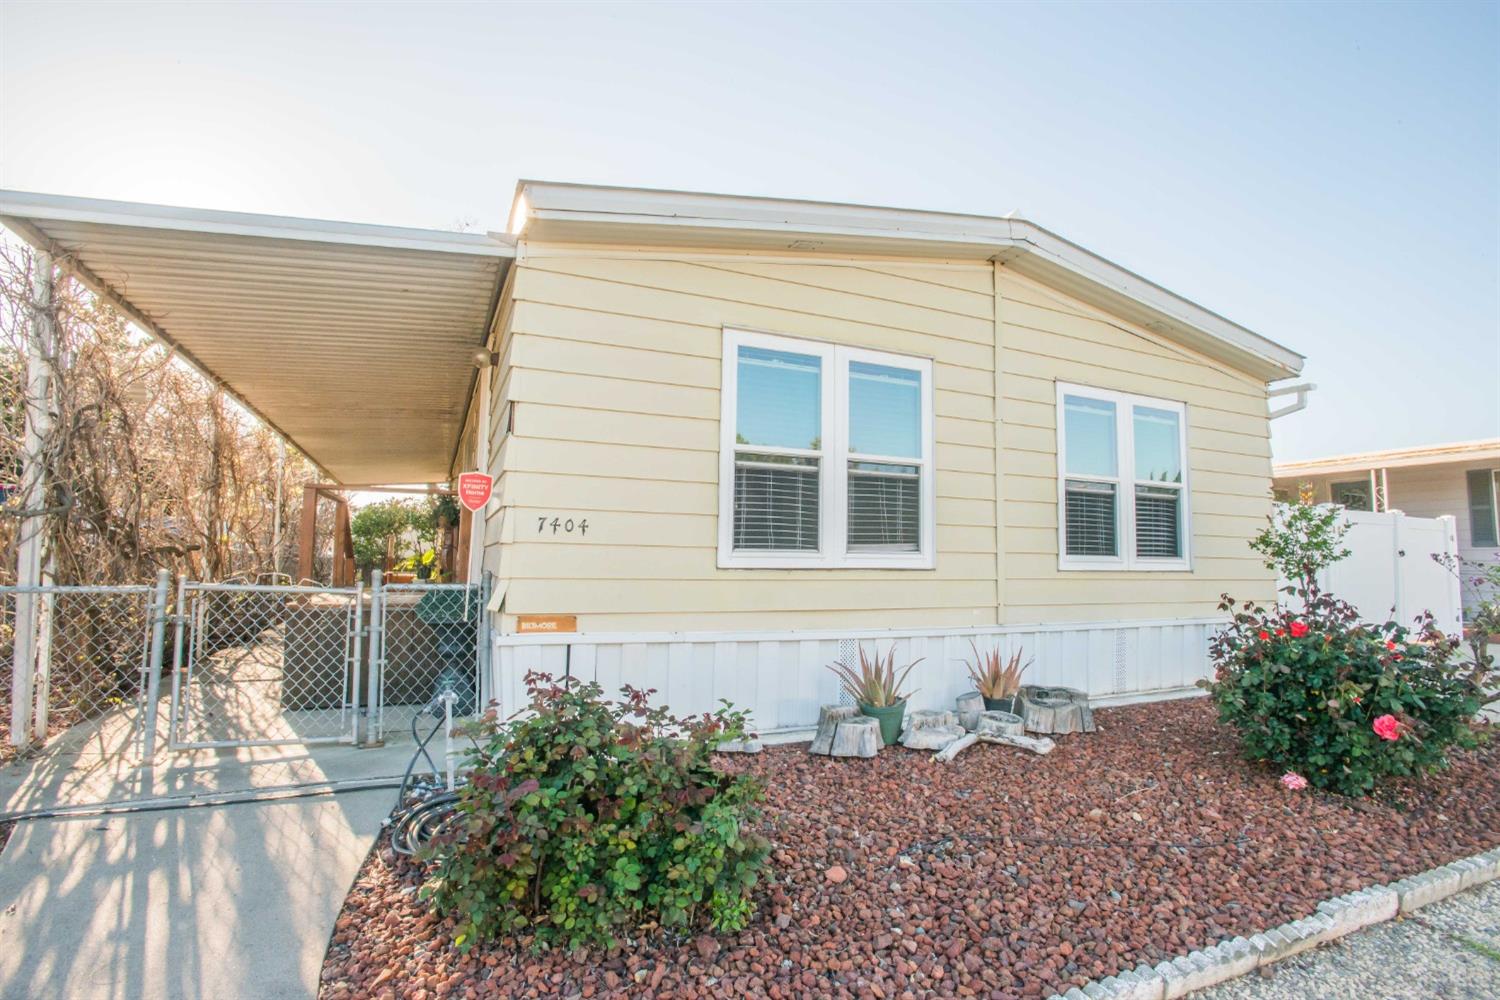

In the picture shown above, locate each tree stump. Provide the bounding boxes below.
[809,704,858,755]
[955,692,984,731]
[975,710,1024,738]
[829,715,881,758]
[1017,686,1095,735]
[809,705,881,758]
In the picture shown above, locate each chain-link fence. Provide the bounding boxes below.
[168,581,363,749]
[1,584,159,759]
[370,579,486,743]
[6,573,491,760]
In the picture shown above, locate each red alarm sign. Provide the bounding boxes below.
[456,472,493,512]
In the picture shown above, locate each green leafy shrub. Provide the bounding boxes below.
[421,673,769,950]
[1205,587,1487,796]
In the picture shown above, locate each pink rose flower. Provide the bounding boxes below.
[1280,772,1308,790]
[1373,714,1400,741]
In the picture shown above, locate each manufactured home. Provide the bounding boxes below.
[1274,439,1500,609]
[1,183,1305,736]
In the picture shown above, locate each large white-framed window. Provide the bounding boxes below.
[718,328,935,569]
[1055,382,1191,571]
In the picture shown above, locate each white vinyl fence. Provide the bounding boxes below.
[493,617,1217,736]
[1282,507,1462,634]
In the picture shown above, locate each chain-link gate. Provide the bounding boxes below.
[167,580,363,749]
[367,577,487,744]
[2,583,162,754]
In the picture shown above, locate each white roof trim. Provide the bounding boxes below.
[1274,438,1500,477]
[512,181,1304,380]
[0,189,515,258]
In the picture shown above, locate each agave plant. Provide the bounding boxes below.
[964,640,1031,701]
[827,644,922,708]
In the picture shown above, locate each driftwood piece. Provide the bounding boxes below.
[933,710,1054,761]
[978,730,1055,755]
[955,692,984,731]
[829,715,881,758]
[809,705,859,756]
[934,733,978,762]
[1017,686,1095,735]
[903,709,958,733]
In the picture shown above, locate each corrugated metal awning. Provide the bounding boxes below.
[0,191,513,484]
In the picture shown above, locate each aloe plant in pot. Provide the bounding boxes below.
[827,645,922,746]
[965,640,1031,714]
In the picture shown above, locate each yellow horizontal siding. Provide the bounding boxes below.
[483,252,1279,631]
[505,577,997,615]
[997,267,1275,623]
[496,252,999,629]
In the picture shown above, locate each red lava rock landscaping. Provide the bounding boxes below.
[319,697,1499,1000]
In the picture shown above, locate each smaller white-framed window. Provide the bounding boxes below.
[718,329,935,569]
[1467,468,1499,548]
[1055,382,1191,571]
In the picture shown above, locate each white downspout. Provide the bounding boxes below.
[1268,381,1317,419]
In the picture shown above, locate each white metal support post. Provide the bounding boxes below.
[272,437,286,578]
[11,249,54,748]
[466,355,492,586]
[140,568,171,759]
[364,569,383,746]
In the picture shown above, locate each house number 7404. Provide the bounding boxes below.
[537,516,588,535]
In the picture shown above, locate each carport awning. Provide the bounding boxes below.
[0,191,514,484]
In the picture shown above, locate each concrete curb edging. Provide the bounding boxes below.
[1049,845,1500,1000]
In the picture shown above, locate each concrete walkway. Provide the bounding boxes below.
[0,789,390,1000]
[0,682,435,998]
[1196,880,1500,999]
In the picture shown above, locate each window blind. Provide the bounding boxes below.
[1467,469,1498,547]
[733,455,820,551]
[1135,485,1181,558]
[847,461,920,552]
[1065,480,1117,556]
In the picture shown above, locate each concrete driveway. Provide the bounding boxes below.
[0,712,420,1000]
[0,789,390,1000]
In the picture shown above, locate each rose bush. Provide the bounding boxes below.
[421,673,769,950]
[1204,586,1488,796]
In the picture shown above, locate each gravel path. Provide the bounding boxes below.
[1196,880,1500,999]
[320,698,1499,1000]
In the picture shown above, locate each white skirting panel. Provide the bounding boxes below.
[491,618,1219,734]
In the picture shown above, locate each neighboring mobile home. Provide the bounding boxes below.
[1273,440,1500,608]
[0,183,1306,734]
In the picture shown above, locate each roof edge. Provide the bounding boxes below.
[511,180,1305,379]
[1274,438,1500,476]
[0,189,516,258]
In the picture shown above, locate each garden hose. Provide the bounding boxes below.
[384,696,469,856]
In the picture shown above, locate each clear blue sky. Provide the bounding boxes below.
[2,1,1495,462]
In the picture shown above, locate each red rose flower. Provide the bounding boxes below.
[1258,630,1270,641]
[1372,714,1400,741]
[1290,621,1309,638]
[1275,628,1286,637]
[1385,640,1397,651]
